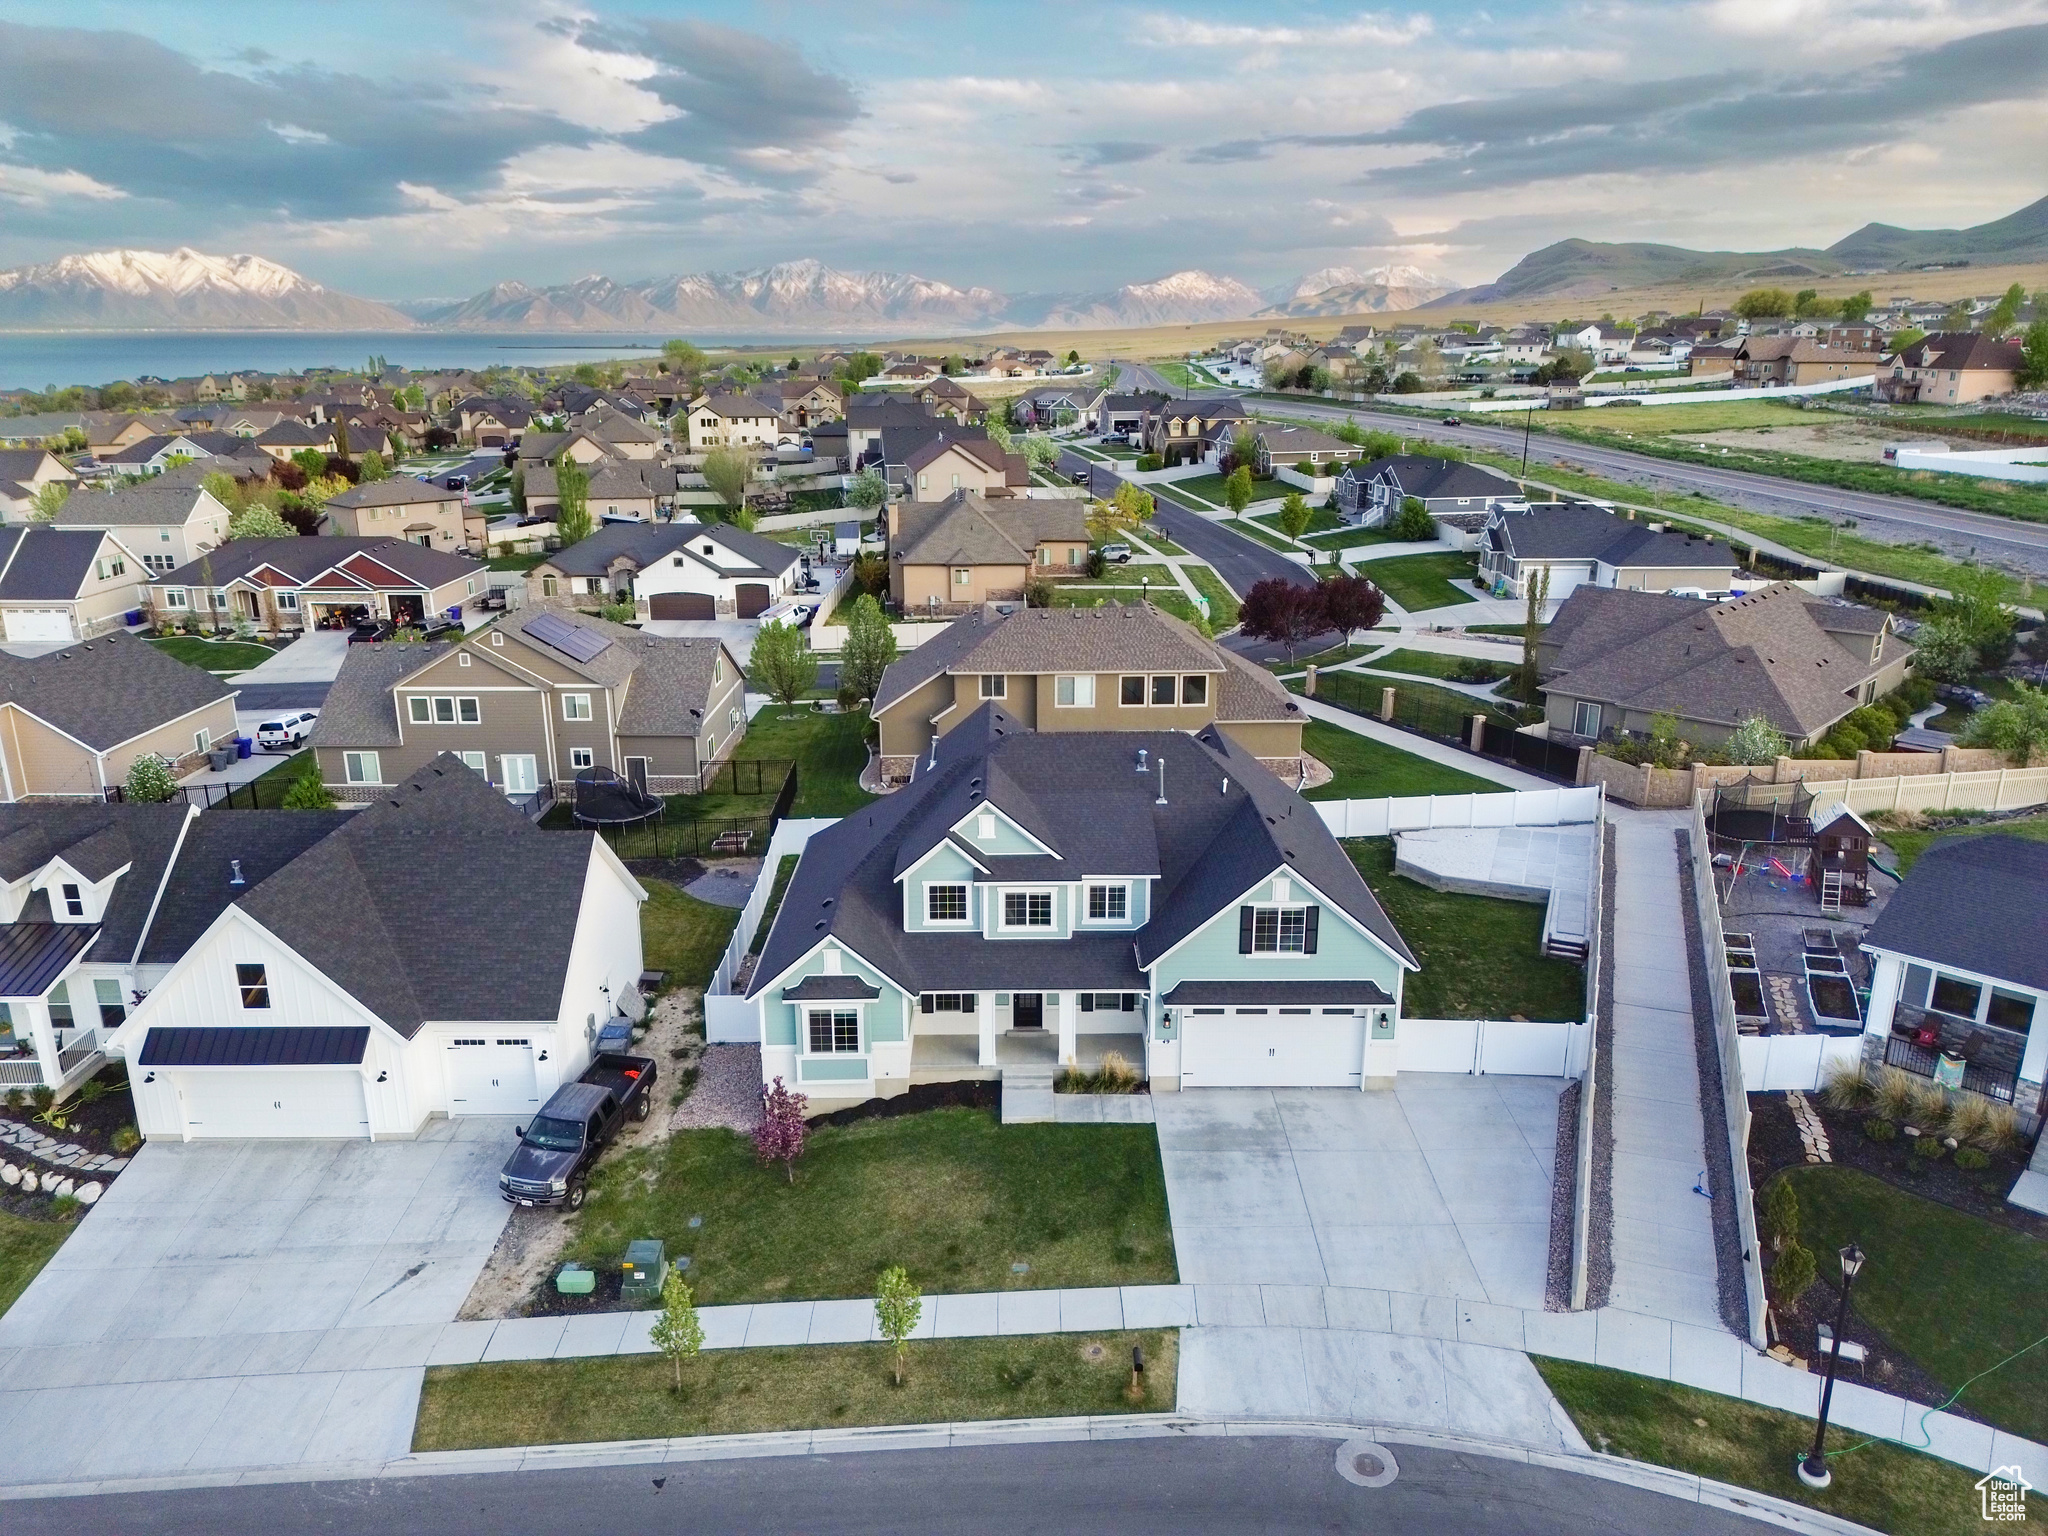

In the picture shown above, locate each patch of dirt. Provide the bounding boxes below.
[1677,419,1986,465]
[621,856,707,887]
[810,1079,998,1128]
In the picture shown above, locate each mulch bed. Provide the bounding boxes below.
[622,857,709,888]
[527,1260,642,1317]
[0,1065,138,1158]
[810,1080,999,1129]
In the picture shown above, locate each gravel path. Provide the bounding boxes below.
[671,1044,764,1132]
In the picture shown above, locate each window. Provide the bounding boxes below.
[1120,675,1145,706]
[1988,990,2036,1034]
[1930,973,1982,1019]
[1182,675,1208,705]
[954,567,972,587]
[541,576,558,597]
[979,675,1006,700]
[808,1008,859,1054]
[1003,890,1054,928]
[491,631,503,647]
[431,697,455,723]
[1054,675,1094,708]
[926,884,968,923]
[1086,884,1127,921]
[1037,547,1051,567]
[1250,906,1311,954]
[165,589,187,609]
[95,978,126,1028]
[277,592,299,611]
[563,694,593,721]
[570,748,595,770]
[1572,701,1602,738]
[46,980,73,1031]
[344,751,380,784]
[458,698,480,723]
[458,751,487,774]
[459,651,472,667]
[193,727,212,755]
[924,993,971,1013]
[236,963,270,1009]
[408,697,431,724]
[60,883,83,918]
[1151,675,1175,706]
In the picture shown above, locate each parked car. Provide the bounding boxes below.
[498,1052,657,1211]
[444,474,469,491]
[1100,542,1133,563]
[415,616,462,640]
[347,619,394,645]
[255,711,320,750]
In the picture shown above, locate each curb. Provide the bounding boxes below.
[0,1412,1882,1531]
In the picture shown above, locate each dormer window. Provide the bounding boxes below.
[60,883,83,918]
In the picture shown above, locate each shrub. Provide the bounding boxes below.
[1971,1100,2022,1155]
[124,754,179,804]
[1771,1239,1816,1304]
[1871,1067,1920,1125]
[1912,1135,1945,1160]
[1134,454,1162,472]
[3,1088,23,1111]
[1954,1145,1990,1171]
[1906,1080,1951,1133]
[1761,1177,1800,1250]
[1085,549,1106,579]
[281,760,338,810]
[598,599,638,625]
[1056,1049,1144,1095]
[50,1194,80,1220]
[1821,1059,1873,1112]
[1388,497,1437,542]
[112,1125,141,1154]
[1863,1117,1896,1142]
[1024,575,1053,608]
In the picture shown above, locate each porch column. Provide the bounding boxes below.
[18,996,57,1087]
[1863,956,1902,1042]
[977,992,996,1068]
[1057,992,1077,1067]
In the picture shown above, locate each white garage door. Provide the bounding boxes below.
[3,608,74,643]
[446,1037,539,1115]
[177,1070,368,1138]
[1181,1010,1365,1088]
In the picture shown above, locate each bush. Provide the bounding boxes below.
[1085,549,1106,579]
[1871,1066,1920,1125]
[598,599,638,625]
[112,1125,141,1154]
[1954,1144,1990,1171]
[29,1085,54,1112]
[1912,1135,1946,1160]
[124,754,179,804]
[1056,1050,1143,1094]
[1821,1059,1873,1111]
[1024,575,1053,608]
[1761,1177,1800,1250]
[3,1088,22,1111]
[1388,497,1437,542]
[1134,454,1162,472]
[1863,1117,1896,1142]
[1771,1239,1816,1304]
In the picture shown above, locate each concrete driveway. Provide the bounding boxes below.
[1155,1079,1563,1310]
[639,617,761,662]
[0,1119,514,1488]
[231,628,353,684]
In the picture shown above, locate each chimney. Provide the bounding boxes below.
[229,860,245,887]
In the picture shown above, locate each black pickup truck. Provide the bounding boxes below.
[498,1052,657,1211]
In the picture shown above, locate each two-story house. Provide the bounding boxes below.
[309,608,748,801]
[1144,396,1247,466]
[886,491,1088,612]
[871,602,1307,781]
[742,706,1416,1109]
[1877,332,2025,405]
[0,448,78,523]
[903,434,1026,502]
[50,482,230,574]
[321,478,484,553]
[0,525,147,644]
[685,393,789,452]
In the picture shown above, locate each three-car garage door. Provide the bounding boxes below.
[1179,1011,1366,1088]
[649,593,715,620]
[176,1070,369,1138]
[446,1037,539,1115]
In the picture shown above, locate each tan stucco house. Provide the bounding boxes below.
[887,491,1088,611]
[322,479,483,553]
[54,482,231,574]
[0,526,147,644]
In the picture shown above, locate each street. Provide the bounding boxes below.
[5,1433,1781,1535]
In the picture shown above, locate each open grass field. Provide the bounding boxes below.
[414,1331,1178,1452]
[1301,720,1501,801]
[1537,1357,1986,1536]
[569,1108,1175,1306]
[1355,552,1480,611]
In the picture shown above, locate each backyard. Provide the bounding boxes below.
[414,1330,1178,1452]
[1301,721,1502,801]
[1359,647,1512,684]
[641,882,742,992]
[1537,1357,1984,1536]
[566,1109,1175,1308]
[1345,838,1584,1020]
[1873,812,2048,875]
[1356,552,1479,611]
[734,707,876,818]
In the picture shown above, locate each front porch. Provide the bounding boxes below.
[910,1028,1146,1082]
[1,932,114,1100]
[1882,1004,2029,1107]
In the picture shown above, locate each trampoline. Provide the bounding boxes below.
[570,766,664,828]
[1705,776,1815,845]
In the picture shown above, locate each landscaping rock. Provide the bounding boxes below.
[76,1182,102,1205]
[672,1044,764,1133]
[0,1162,16,1186]
[49,1176,73,1197]
[19,1170,36,1193]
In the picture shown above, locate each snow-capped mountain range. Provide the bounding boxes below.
[0,248,1448,334]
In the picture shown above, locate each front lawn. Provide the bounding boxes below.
[1536,1357,1983,1536]
[414,1330,1178,1452]
[1363,648,1512,683]
[1304,526,1403,551]
[0,1208,72,1320]
[1875,813,2048,875]
[568,1109,1175,1306]
[730,707,876,817]
[1782,1165,2048,1445]
[1183,565,1240,628]
[1165,472,1284,509]
[642,882,742,991]
[1345,838,1584,1020]
[146,635,279,673]
[1358,552,1479,611]
[1245,505,1343,537]
[485,551,549,572]
[1302,721,1501,800]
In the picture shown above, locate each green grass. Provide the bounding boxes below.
[1363,647,1512,683]
[730,708,876,817]
[414,1330,1178,1452]
[1183,565,1240,629]
[1166,472,1284,509]
[145,635,279,673]
[1358,552,1479,611]
[485,551,548,571]
[1283,642,1381,671]
[569,1109,1175,1305]
[1070,560,1175,587]
[1781,1165,2048,1445]
[1874,812,2048,874]
[1134,527,1187,556]
[1220,517,1299,552]
[1570,399,1818,436]
[1465,623,1545,636]
[1246,505,1343,537]
[641,882,742,991]
[1048,586,1204,626]
[747,853,800,956]
[1303,525,1404,551]
[0,1208,73,1320]
[1302,721,1502,800]
[1345,838,1583,1020]
[1536,1357,1985,1536]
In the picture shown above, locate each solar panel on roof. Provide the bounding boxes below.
[526,611,612,662]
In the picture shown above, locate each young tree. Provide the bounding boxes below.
[1274,490,1314,542]
[1389,496,1437,542]
[509,466,527,518]
[1761,1176,1800,1253]
[1908,615,1976,684]
[26,481,70,522]
[1771,1239,1816,1304]
[750,619,818,709]
[661,339,707,378]
[874,1265,923,1388]
[124,754,177,804]
[291,447,327,479]
[1222,465,1254,516]
[1982,282,2028,336]
[649,1267,705,1393]
[1223,425,1259,476]
[229,503,295,541]
[1961,681,2048,765]
[554,453,592,544]
[2017,319,2048,390]
[701,444,754,527]
[1021,434,1057,472]
[1089,481,1151,545]
[983,412,1014,453]
[840,594,898,706]
[847,468,887,511]
[358,451,387,482]
[1517,566,1550,706]
[1838,290,1874,323]
[333,416,353,460]
[281,759,338,810]
[1317,573,1385,644]
[1935,565,2017,670]
[1238,578,1327,661]
[1723,713,1788,766]
[752,1076,809,1183]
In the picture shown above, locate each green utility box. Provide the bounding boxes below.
[621,1239,667,1301]
[555,1263,595,1296]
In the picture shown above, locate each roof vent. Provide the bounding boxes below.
[229,860,245,887]
[1136,747,1149,773]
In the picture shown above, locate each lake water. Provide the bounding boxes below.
[0,331,799,391]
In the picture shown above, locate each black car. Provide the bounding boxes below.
[1440,414,1462,426]
[347,619,394,645]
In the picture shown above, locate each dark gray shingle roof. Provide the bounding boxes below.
[1862,835,2048,993]
[0,630,233,749]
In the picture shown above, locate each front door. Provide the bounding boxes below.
[625,757,649,793]
[500,754,538,796]
[1012,993,1044,1031]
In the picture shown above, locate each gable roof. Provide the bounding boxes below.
[1487,503,1737,569]
[1862,835,2048,993]
[0,525,121,602]
[0,629,233,750]
[889,491,1086,569]
[1346,455,1517,501]
[0,800,190,962]
[52,481,218,529]
[324,478,464,510]
[307,641,455,749]
[1893,331,2025,373]
[151,537,477,591]
[536,518,798,579]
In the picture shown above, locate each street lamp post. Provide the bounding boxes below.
[1797,1243,1866,1489]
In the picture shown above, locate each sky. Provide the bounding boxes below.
[0,0,2043,303]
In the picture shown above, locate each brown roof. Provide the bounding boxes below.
[890,491,1085,568]
[1893,331,2024,374]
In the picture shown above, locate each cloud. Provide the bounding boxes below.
[1070,140,1163,167]
[1059,182,1144,206]
[1184,139,1271,164]
[1140,11,1432,48]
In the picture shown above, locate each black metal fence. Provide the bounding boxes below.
[104,765,301,811]
[1478,719,1584,781]
[1311,670,1580,784]
[579,760,800,861]
[1884,1032,2019,1105]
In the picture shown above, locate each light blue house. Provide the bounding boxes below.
[745,705,1416,1107]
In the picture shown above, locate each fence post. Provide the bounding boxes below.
[1380,686,1395,723]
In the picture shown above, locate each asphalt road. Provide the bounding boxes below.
[234,682,332,711]
[6,1435,1782,1535]
[1145,495,1315,596]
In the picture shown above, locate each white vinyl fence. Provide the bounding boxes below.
[1312,785,1601,839]
[1738,1032,1866,1092]
[1398,1018,1583,1077]
[702,817,838,1043]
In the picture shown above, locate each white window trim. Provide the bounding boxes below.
[165,589,188,609]
[1080,881,1130,925]
[344,750,381,785]
[1249,904,1311,957]
[1053,674,1095,708]
[458,750,487,774]
[802,1003,864,1057]
[997,886,1059,932]
[569,748,595,770]
[979,675,1006,700]
[562,693,593,721]
[924,882,972,926]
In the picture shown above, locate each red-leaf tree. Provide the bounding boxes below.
[1318,574,1386,645]
[1237,577,1327,662]
[753,1076,809,1183]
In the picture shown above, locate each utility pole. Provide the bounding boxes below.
[1521,407,1534,479]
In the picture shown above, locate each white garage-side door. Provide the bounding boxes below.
[177,1070,369,1138]
[3,608,74,643]
[1181,1012,1365,1088]
[446,1036,539,1115]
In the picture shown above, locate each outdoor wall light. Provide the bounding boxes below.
[143,1072,155,1084]
[376,1071,388,1083]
